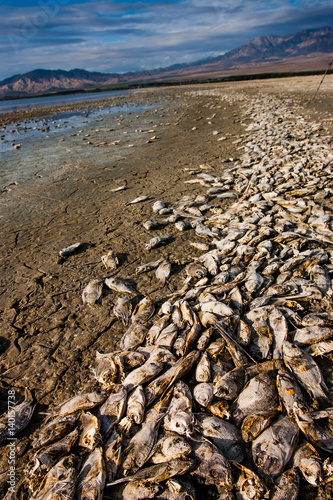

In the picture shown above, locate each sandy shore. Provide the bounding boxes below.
[0,75,332,496]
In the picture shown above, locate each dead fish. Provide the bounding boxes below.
[53,392,107,417]
[193,383,214,407]
[164,381,194,437]
[196,413,245,463]
[196,326,215,351]
[153,200,166,212]
[120,412,165,476]
[113,295,132,326]
[190,242,210,251]
[186,262,208,280]
[213,365,246,400]
[103,429,122,483]
[94,352,118,388]
[200,300,234,317]
[135,259,164,274]
[79,412,101,451]
[104,277,137,295]
[59,242,82,257]
[184,315,202,356]
[110,183,127,192]
[302,312,333,327]
[232,372,279,426]
[195,351,211,382]
[101,250,119,270]
[30,428,79,475]
[131,296,155,324]
[207,400,231,420]
[144,350,200,407]
[175,221,191,231]
[304,339,333,357]
[245,263,264,296]
[124,195,149,206]
[191,439,233,491]
[309,264,331,294]
[293,403,333,454]
[234,463,269,500]
[294,326,333,346]
[293,441,323,486]
[119,323,148,351]
[146,314,170,345]
[156,260,172,284]
[269,468,300,500]
[276,369,307,418]
[237,320,252,346]
[109,458,195,486]
[76,446,106,500]
[31,455,77,500]
[143,220,160,230]
[150,433,192,464]
[241,410,278,442]
[118,385,145,434]
[113,481,161,499]
[282,342,330,407]
[32,413,79,450]
[249,316,273,360]
[146,236,171,250]
[97,385,127,439]
[82,278,104,304]
[0,388,35,445]
[155,323,178,349]
[122,357,167,392]
[251,415,299,478]
[201,253,220,275]
[268,306,288,359]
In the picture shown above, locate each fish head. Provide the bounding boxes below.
[167,411,193,436]
[299,457,323,486]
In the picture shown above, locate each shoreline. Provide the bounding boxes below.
[0,75,333,498]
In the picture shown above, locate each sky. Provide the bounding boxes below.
[0,0,332,81]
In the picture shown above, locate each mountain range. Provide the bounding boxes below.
[0,26,332,98]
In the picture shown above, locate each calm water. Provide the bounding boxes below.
[0,89,132,113]
[0,101,155,153]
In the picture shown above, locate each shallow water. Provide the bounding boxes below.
[0,89,131,113]
[0,102,155,154]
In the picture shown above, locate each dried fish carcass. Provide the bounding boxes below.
[97,385,127,439]
[101,250,119,270]
[251,415,299,477]
[191,439,233,492]
[113,295,132,325]
[155,259,172,284]
[79,412,101,451]
[0,388,35,445]
[196,413,245,463]
[76,446,106,499]
[82,278,104,304]
[31,455,77,500]
[282,342,330,407]
[150,433,192,464]
[104,277,137,295]
[293,441,323,486]
[118,385,145,434]
[232,372,279,426]
[93,352,118,388]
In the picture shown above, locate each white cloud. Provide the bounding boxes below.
[0,0,332,80]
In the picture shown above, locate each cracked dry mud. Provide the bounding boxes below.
[0,75,332,498]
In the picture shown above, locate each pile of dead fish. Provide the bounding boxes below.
[3,91,333,499]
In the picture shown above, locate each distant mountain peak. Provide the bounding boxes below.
[0,26,332,98]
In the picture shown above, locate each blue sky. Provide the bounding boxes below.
[0,0,332,81]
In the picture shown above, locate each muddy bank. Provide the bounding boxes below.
[0,75,332,498]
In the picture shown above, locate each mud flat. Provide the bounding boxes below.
[0,75,332,498]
